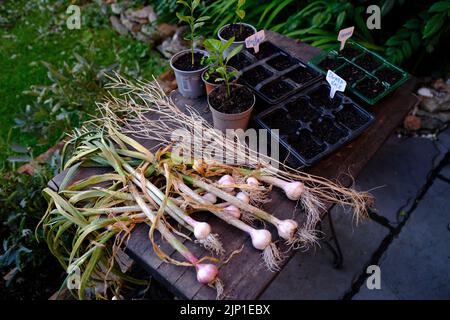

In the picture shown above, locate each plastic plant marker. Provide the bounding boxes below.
[245,30,266,53]
[337,26,354,51]
[326,70,347,98]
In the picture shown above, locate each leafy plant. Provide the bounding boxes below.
[235,0,246,33]
[200,0,449,74]
[384,1,450,66]
[176,0,210,65]
[203,37,242,96]
[0,146,63,298]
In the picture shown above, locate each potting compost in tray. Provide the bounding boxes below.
[308,41,409,105]
[228,41,322,104]
[255,81,375,166]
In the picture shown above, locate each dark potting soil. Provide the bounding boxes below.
[355,77,385,99]
[266,54,296,71]
[337,64,365,83]
[263,110,299,136]
[220,23,254,41]
[310,117,347,144]
[260,79,294,100]
[172,51,206,71]
[205,71,223,84]
[319,56,345,71]
[228,52,254,70]
[334,103,370,130]
[354,54,382,72]
[375,67,403,85]
[248,42,280,60]
[209,85,254,114]
[288,129,325,160]
[285,66,315,85]
[339,47,361,60]
[309,84,342,109]
[241,65,273,86]
[286,97,320,123]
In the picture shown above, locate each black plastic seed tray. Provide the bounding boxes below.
[254,81,375,166]
[227,41,322,105]
[309,41,409,105]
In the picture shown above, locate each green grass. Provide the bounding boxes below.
[0,0,168,163]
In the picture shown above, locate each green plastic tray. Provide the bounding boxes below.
[308,41,409,105]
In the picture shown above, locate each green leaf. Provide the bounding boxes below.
[265,0,295,29]
[401,41,412,58]
[423,13,445,38]
[381,0,395,16]
[193,22,205,30]
[197,16,210,22]
[386,36,402,46]
[192,0,200,10]
[236,9,245,20]
[177,0,189,8]
[410,32,421,49]
[226,44,243,62]
[222,36,235,51]
[176,12,190,23]
[336,11,346,31]
[404,18,421,30]
[429,1,450,13]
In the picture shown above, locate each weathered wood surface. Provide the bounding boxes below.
[49,30,419,300]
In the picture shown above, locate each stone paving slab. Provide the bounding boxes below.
[260,206,390,299]
[353,178,450,300]
[355,134,442,226]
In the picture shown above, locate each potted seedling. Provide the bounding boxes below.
[201,37,241,94]
[207,47,255,131]
[217,0,256,58]
[170,0,210,98]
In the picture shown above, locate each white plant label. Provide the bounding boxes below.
[245,30,265,53]
[337,26,354,51]
[326,70,346,98]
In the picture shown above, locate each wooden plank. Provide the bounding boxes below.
[48,30,419,300]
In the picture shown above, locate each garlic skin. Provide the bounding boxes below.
[236,191,250,204]
[246,177,259,187]
[277,219,298,240]
[218,175,235,193]
[202,192,217,204]
[192,159,205,174]
[224,205,241,219]
[250,229,272,250]
[196,263,218,284]
[194,222,211,240]
[283,182,304,201]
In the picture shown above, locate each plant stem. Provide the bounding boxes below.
[130,184,198,265]
[184,175,282,227]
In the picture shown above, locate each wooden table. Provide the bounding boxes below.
[49,31,419,300]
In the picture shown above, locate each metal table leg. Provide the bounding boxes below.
[319,212,344,269]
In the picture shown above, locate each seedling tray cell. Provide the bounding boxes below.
[308,41,409,105]
[254,81,374,166]
[227,41,322,105]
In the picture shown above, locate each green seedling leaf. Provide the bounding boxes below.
[429,1,450,13]
[226,44,243,62]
